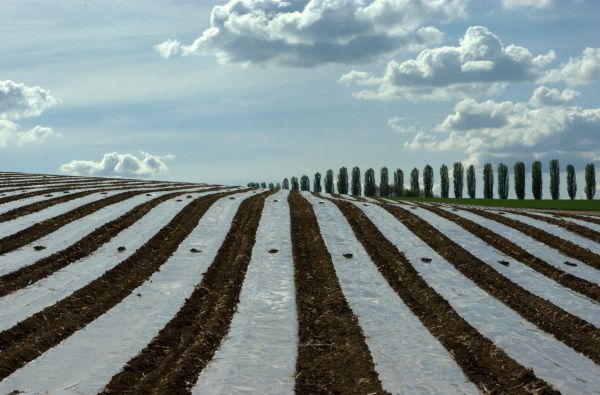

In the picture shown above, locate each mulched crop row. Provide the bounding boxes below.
[288,192,385,394]
[463,207,600,271]
[379,202,600,365]
[417,204,600,303]
[328,197,555,394]
[102,189,274,394]
[0,189,238,381]
[503,210,600,243]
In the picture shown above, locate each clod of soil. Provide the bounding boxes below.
[343,253,354,259]
[190,248,202,253]
[44,194,53,197]
[176,199,182,202]
[229,197,236,200]
[117,246,126,252]
[146,194,152,196]
[101,192,108,195]
[411,207,417,210]
[421,257,432,263]
[187,195,192,198]
[64,191,70,194]
[363,204,369,207]
[318,201,325,204]
[269,249,279,254]
[273,199,279,202]
[33,246,46,251]
[136,293,142,297]
[564,261,578,267]
[498,260,510,266]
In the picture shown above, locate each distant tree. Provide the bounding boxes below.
[276,182,281,189]
[268,182,275,189]
[514,161,525,200]
[246,182,252,188]
[566,164,577,200]
[393,168,404,196]
[324,170,334,193]
[423,165,434,197]
[300,175,310,191]
[585,163,596,200]
[337,167,349,194]
[313,172,322,192]
[549,159,560,200]
[497,163,509,199]
[351,166,361,196]
[291,176,299,191]
[483,163,494,199]
[453,162,464,198]
[282,178,290,190]
[260,182,267,189]
[410,168,419,194]
[467,165,476,199]
[364,168,377,196]
[532,161,543,200]
[440,164,449,198]
[380,167,390,196]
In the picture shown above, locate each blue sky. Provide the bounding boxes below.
[1,0,599,192]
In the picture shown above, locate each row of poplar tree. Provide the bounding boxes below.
[249,161,597,200]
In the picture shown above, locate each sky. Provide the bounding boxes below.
[1,0,599,194]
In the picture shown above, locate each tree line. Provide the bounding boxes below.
[250,161,597,200]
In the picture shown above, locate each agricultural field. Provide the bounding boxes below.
[0,172,599,394]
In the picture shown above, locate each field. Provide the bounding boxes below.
[0,172,599,394]
[388,196,600,211]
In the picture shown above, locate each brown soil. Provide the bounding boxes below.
[462,207,600,271]
[328,197,555,394]
[417,204,600,303]
[0,190,238,381]
[102,190,273,394]
[289,192,385,394]
[379,202,600,365]
[507,210,600,243]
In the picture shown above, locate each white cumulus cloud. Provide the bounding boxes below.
[60,151,174,177]
[543,47,600,86]
[502,0,552,9]
[154,0,467,67]
[340,26,556,100]
[529,86,580,107]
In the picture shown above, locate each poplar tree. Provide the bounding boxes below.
[549,159,560,200]
[514,161,525,200]
[453,162,464,198]
[585,163,596,200]
[268,183,274,189]
[364,168,377,196]
[440,164,449,198]
[324,170,334,193]
[483,163,494,199]
[566,164,576,200]
[313,172,322,192]
[467,165,476,199]
[423,165,434,198]
[532,161,542,200]
[282,178,290,190]
[300,175,310,191]
[351,166,361,196]
[380,167,390,196]
[261,182,267,188]
[393,168,404,196]
[337,167,349,194]
[291,176,299,191]
[276,182,281,189]
[497,163,509,199]
[410,168,420,195]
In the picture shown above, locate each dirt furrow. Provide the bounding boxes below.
[0,190,237,380]
[416,204,600,303]
[328,197,555,394]
[463,207,600,271]
[504,210,600,243]
[0,189,217,297]
[100,190,273,394]
[379,201,600,365]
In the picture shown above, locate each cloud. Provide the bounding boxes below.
[404,90,600,165]
[0,120,62,148]
[501,0,552,9]
[387,116,423,134]
[543,47,600,86]
[60,151,174,177]
[340,26,555,100]
[154,0,467,67]
[529,86,580,106]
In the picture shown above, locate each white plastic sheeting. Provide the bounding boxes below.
[405,205,600,327]
[0,190,257,395]
[528,211,600,233]
[193,190,298,395]
[303,192,478,395]
[355,201,600,394]
[0,189,225,332]
[439,206,600,286]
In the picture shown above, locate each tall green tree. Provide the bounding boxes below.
[364,168,377,196]
[532,161,543,200]
[549,159,560,200]
[566,164,577,200]
[276,182,281,189]
[268,182,275,189]
[337,167,349,194]
[380,167,390,196]
[260,182,267,189]
[497,163,509,199]
[351,166,361,196]
[410,168,420,195]
[423,165,434,197]
[313,172,322,193]
[324,170,334,193]
[300,175,310,191]
[453,162,464,198]
[514,161,525,200]
[467,165,476,199]
[585,163,596,200]
[440,164,449,198]
[393,169,404,196]
[483,163,494,199]
[282,178,290,190]
[291,176,299,191]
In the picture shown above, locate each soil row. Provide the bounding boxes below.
[416,204,600,303]
[328,197,554,394]
[379,202,600,364]
[102,190,274,394]
[0,189,237,380]
[0,189,210,297]
[462,207,600,271]
[505,210,600,244]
